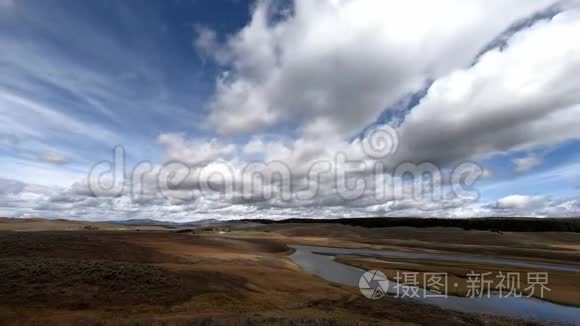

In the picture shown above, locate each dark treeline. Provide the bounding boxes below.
[243,217,580,232]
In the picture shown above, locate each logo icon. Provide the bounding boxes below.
[359,270,389,299]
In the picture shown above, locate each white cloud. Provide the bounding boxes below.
[200,0,555,136]
[4,0,580,221]
[38,152,69,165]
[158,133,237,166]
[496,195,547,210]
[165,3,580,220]
[0,89,121,146]
[0,178,25,195]
[0,157,85,188]
[242,137,266,155]
[1,168,579,220]
[391,9,580,166]
[513,154,543,173]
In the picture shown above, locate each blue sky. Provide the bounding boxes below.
[1,0,580,220]
[1,0,242,171]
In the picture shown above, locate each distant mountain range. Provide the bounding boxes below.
[109,218,223,228]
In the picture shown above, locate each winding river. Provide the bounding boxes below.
[289,244,580,325]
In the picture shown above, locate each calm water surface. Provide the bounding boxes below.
[289,244,580,325]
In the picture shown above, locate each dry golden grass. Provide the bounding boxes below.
[0,228,536,325]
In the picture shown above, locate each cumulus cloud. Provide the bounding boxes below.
[513,154,543,173]
[242,138,267,155]
[496,195,547,210]
[158,133,236,166]
[163,4,580,220]
[123,128,484,220]
[200,0,556,136]
[4,0,580,221]
[391,9,580,166]
[1,166,578,220]
[0,175,474,220]
[195,0,580,180]
[161,1,580,219]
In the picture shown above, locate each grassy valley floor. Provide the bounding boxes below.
[1,219,579,325]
